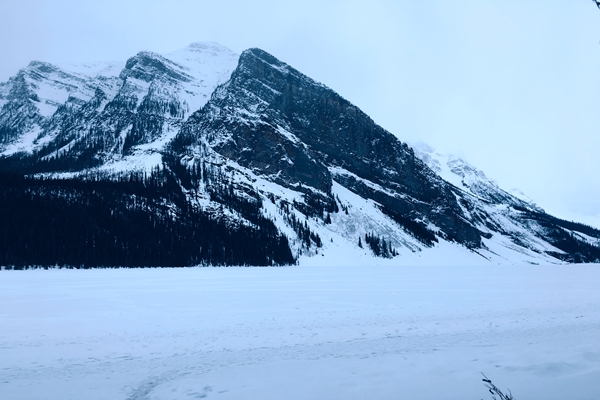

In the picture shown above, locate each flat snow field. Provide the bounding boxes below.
[1,264,599,400]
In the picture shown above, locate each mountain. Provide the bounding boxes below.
[1,43,599,268]
[0,42,238,171]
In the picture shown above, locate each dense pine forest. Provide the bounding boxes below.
[0,162,295,269]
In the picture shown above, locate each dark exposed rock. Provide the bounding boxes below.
[0,73,44,144]
[121,52,192,83]
[175,48,485,247]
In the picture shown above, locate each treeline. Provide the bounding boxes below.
[359,232,397,258]
[0,168,295,269]
[514,205,600,239]
[283,211,323,249]
[544,232,600,264]
[539,223,600,264]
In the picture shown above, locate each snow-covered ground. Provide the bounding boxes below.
[1,264,599,400]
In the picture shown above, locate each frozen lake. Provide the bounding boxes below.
[1,264,599,400]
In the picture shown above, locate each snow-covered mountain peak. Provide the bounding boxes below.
[2,45,600,267]
[167,42,238,68]
[164,42,239,112]
[238,48,321,87]
[25,60,59,74]
[411,141,542,211]
[0,42,239,158]
[120,51,193,83]
[185,41,234,54]
[2,59,101,119]
[243,48,290,70]
[56,60,125,80]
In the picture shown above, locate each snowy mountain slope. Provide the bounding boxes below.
[0,42,238,171]
[1,43,599,267]
[0,60,123,154]
[411,142,541,210]
[173,48,485,248]
[165,47,600,265]
[165,42,240,114]
[410,142,600,262]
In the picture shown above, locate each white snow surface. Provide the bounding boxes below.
[166,42,239,114]
[52,42,238,119]
[0,42,239,157]
[56,60,124,79]
[23,64,100,118]
[1,264,599,400]
[0,125,43,156]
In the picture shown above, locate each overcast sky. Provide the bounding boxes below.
[1,0,599,226]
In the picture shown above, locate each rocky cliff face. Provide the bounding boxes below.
[173,48,488,248]
[1,43,599,267]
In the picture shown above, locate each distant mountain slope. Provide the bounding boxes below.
[411,142,541,209]
[1,43,599,267]
[410,142,600,263]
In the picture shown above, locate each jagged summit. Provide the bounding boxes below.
[186,41,233,52]
[1,44,599,267]
[242,48,293,71]
[411,141,543,211]
[26,60,59,73]
[0,42,239,164]
[120,51,193,83]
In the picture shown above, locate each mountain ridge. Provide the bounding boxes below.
[1,43,599,267]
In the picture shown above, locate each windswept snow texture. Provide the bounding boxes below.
[1,265,600,400]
